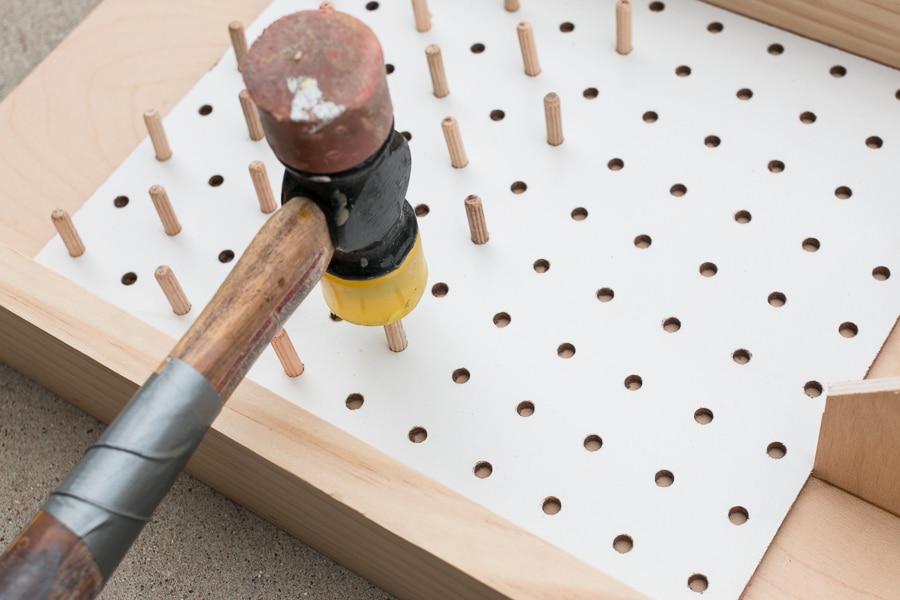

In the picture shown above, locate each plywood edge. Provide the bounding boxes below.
[703,0,900,70]
[742,476,900,599]
[0,243,647,600]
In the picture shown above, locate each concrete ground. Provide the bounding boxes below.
[0,0,394,597]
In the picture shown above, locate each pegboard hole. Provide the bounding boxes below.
[676,65,692,77]
[557,343,576,358]
[208,174,224,187]
[198,104,213,116]
[873,266,891,280]
[802,237,820,252]
[385,63,395,74]
[670,183,687,197]
[613,534,634,554]
[655,470,674,487]
[584,434,603,452]
[767,441,787,459]
[835,186,852,199]
[542,496,562,515]
[408,427,428,443]
[559,22,575,33]
[218,250,235,263]
[493,312,511,327]
[470,43,485,54]
[839,321,859,338]
[517,401,535,417]
[694,408,714,425]
[624,374,643,390]
[634,234,652,249]
[452,368,470,384]
[649,1,665,12]
[704,135,721,147]
[571,207,589,221]
[830,65,847,77]
[365,1,379,9]
[866,136,884,149]
[768,43,784,55]
[643,111,658,123]
[431,282,449,297]
[583,87,599,99]
[120,272,138,285]
[510,181,528,194]
[608,158,625,171]
[474,461,493,479]
[804,380,823,398]
[414,203,430,217]
[663,317,681,332]
[707,22,723,33]
[767,160,785,173]
[729,506,749,525]
[596,288,615,302]
[533,259,550,273]
[699,262,718,277]
[736,88,753,100]
[767,291,786,307]
[688,574,709,593]
[490,109,506,121]
[345,393,364,410]
[800,111,817,123]
[113,195,129,208]
[732,348,751,364]
[734,210,752,224]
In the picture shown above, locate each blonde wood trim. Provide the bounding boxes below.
[0,243,646,600]
[702,0,900,70]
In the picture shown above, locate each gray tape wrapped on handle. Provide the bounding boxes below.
[42,357,222,581]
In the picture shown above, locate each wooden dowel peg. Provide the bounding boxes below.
[154,265,191,315]
[517,22,541,76]
[50,209,85,257]
[426,45,449,98]
[271,328,305,376]
[616,0,633,55]
[384,320,408,352]
[465,195,489,244]
[249,161,277,214]
[148,184,182,235]
[505,0,520,12]
[544,92,564,146]
[229,21,248,70]
[239,89,265,141]
[441,116,468,168]
[411,0,431,32]
[143,109,172,161]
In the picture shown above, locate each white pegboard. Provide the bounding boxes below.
[36,1,900,598]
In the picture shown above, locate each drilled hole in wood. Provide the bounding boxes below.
[688,573,709,593]
[474,461,493,478]
[583,87,599,99]
[804,380,823,398]
[707,21,723,33]
[676,65,692,77]
[208,174,224,187]
[542,496,562,515]
[452,368,470,384]
[431,282,449,297]
[470,42,485,54]
[517,400,535,417]
[414,203,429,217]
[510,181,527,194]
[329,312,343,322]
[732,348,751,364]
[694,407,714,424]
[802,237,820,252]
[873,266,891,280]
[729,506,749,525]
[643,111,658,123]
[705,135,721,147]
[670,183,687,197]
[767,441,787,459]
[596,287,615,302]
[533,259,550,273]
[649,1,665,12]
[198,104,213,116]
[624,374,643,390]
[699,262,718,277]
[121,272,137,285]
[830,65,847,78]
[613,534,634,553]
[571,207,588,220]
[655,469,674,487]
[663,317,681,332]
[734,210,751,224]
[493,312,511,327]
[345,393,364,410]
[218,249,235,263]
[608,158,624,171]
[365,1,379,9]
[408,426,428,443]
[800,111,817,123]
[768,43,784,55]
[737,88,753,100]
[559,21,575,32]
[385,63,395,74]
[767,291,786,307]
[490,109,506,121]
[557,343,576,358]
[866,135,884,149]
[634,234,652,249]
[113,195,129,208]
[835,186,852,199]
[839,321,859,338]
[768,160,785,173]
[584,434,603,451]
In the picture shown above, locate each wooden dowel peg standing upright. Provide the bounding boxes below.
[411,0,431,32]
[544,92,564,146]
[154,265,191,315]
[143,109,172,161]
[384,320,408,352]
[426,45,449,98]
[465,195,489,244]
[229,21,248,70]
[441,116,468,168]
[50,209,85,257]
[517,22,541,76]
[249,161,277,213]
[271,328,305,377]
[505,0,520,12]
[148,185,182,235]
[239,89,265,141]
[616,0,633,55]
